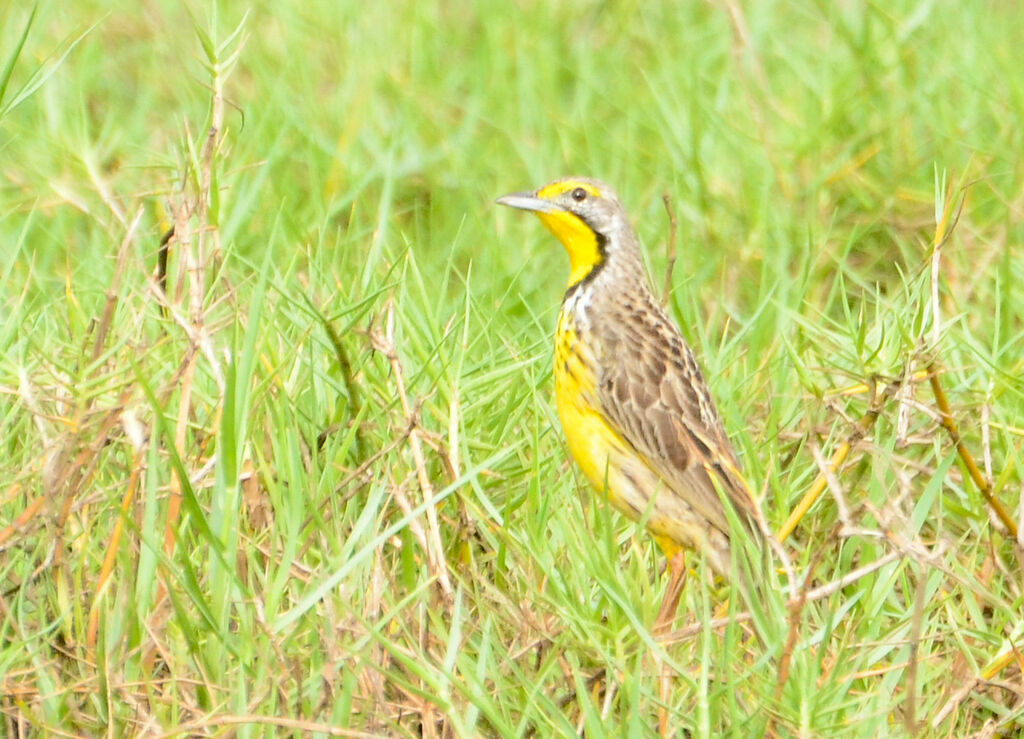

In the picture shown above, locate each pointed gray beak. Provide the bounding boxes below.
[496,191,563,214]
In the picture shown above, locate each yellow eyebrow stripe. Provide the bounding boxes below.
[536,180,603,200]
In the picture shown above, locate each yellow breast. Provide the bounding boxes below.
[552,308,713,562]
[553,310,635,511]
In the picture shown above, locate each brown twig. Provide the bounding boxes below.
[4,211,144,563]
[927,363,1017,537]
[922,175,1013,532]
[88,443,145,647]
[0,493,45,550]
[388,470,444,592]
[92,209,143,363]
[162,200,198,558]
[808,440,854,530]
[369,299,454,604]
[54,397,129,537]
[930,641,1024,730]
[658,550,901,644]
[767,552,821,737]
[903,561,929,735]
[156,224,174,307]
[777,376,892,543]
[660,193,678,308]
[308,295,365,459]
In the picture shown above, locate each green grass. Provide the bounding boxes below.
[2,0,1023,735]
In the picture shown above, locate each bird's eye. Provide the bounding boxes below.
[571,187,587,202]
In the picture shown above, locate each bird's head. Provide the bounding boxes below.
[497,177,636,289]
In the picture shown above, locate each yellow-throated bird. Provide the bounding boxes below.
[497,177,762,629]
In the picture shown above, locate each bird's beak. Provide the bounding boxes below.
[496,191,563,214]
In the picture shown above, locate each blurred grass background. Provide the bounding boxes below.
[1,0,1023,735]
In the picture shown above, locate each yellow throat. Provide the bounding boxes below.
[531,180,606,289]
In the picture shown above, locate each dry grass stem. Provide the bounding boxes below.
[928,364,1017,536]
[660,193,678,307]
[370,299,454,604]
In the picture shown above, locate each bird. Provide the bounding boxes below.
[497,177,763,631]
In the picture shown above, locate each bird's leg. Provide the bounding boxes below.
[653,550,687,635]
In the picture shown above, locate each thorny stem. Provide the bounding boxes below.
[927,363,1017,536]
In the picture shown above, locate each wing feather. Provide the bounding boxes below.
[593,296,757,539]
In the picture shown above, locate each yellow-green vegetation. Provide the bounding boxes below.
[2,1,1022,736]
